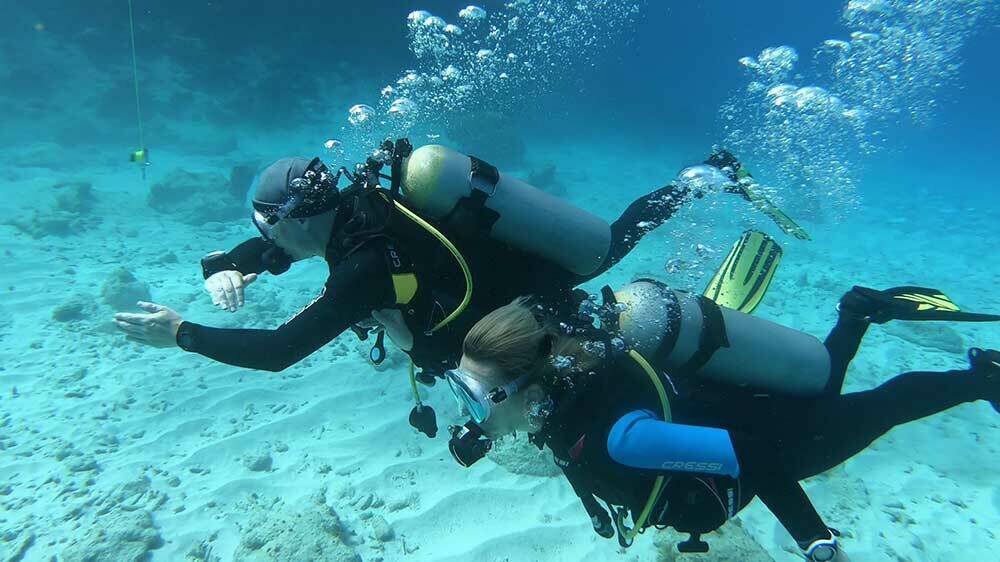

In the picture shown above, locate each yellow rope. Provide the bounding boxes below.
[409,360,421,405]
[127,0,144,152]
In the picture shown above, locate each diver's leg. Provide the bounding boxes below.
[753,476,830,546]
[588,184,694,280]
[785,353,998,479]
[824,286,1000,395]
[590,149,767,281]
[729,434,832,547]
[821,289,874,395]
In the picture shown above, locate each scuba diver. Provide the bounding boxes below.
[112,138,802,436]
[444,282,1000,561]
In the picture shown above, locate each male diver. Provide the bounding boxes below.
[444,282,1000,561]
[113,139,797,435]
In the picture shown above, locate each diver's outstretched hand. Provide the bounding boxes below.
[205,271,257,312]
[113,302,183,348]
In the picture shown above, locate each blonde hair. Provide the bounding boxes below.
[463,297,599,386]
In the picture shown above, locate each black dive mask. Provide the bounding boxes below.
[448,421,492,467]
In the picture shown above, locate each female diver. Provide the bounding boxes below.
[443,282,1000,561]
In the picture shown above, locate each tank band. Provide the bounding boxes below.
[676,296,730,375]
[438,155,502,237]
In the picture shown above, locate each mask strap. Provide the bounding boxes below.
[490,373,535,404]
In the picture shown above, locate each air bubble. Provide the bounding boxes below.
[459,5,487,21]
[348,104,375,127]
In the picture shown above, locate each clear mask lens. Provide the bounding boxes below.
[253,210,277,241]
[445,370,492,424]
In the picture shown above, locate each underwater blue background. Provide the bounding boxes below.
[6,1,997,197]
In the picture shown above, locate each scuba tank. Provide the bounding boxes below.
[614,280,831,396]
[399,144,612,277]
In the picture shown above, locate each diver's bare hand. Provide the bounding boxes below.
[205,271,258,312]
[113,302,183,348]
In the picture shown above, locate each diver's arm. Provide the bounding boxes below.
[605,409,740,478]
[200,237,278,278]
[177,247,393,371]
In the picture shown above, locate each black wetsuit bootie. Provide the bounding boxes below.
[704,149,744,181]
[968,348,1000,413]
[836,286,882,323]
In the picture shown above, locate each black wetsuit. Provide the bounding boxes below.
[541,311,994,548]
[176,182,695,374]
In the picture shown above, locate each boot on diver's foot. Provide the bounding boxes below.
[968,347,1000,413]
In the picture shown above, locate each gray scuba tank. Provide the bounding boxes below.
[399,144,612,277]
[614,280,831,396]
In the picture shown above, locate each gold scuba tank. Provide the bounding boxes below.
[399,144,612,277]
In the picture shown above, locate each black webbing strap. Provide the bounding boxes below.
[600,285,620,332]
[440,155,502,236]
[676,295,730,375]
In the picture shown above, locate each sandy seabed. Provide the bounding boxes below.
[2,137,998,562]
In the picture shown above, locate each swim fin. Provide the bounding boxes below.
[739,183,811,241]
[706,150,811,241]
[843,286,1000,324]
[703,230,782,314]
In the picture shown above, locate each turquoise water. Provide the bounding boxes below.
[1,1,998,561]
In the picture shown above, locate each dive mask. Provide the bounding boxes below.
[444,369,535,468]
[444,369,533,425]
